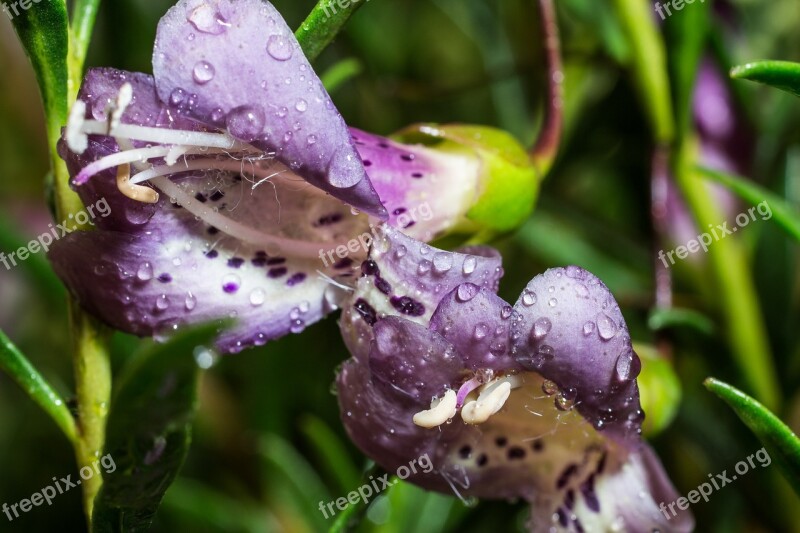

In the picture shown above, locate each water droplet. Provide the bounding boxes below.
[615,350,633,381]
[521,290,537,306]
[169,88,186,106]
[548,285,555,293]
[327,148,363,188]
[433,252,453,273]
[227,105,265,141]
[500,305,513,319]
[555,392,574,411]
[542,379,558,396]
[250,288,266,306]
[266,34,293,61]
[462,256,477,275]
[290,318,306,333]
[307,134,317,145]
[295,98,308,112]
[537,344,555,359]
[155,294,170,311]
[136,262,153,281]
[596,313,618,340]
[210,107,226,124]
[548,297,558,307]
[417,259,432,275]
[574,283,589,298]
[583,321,595,336]
[474,323,489,340]
[456,283,480,302]
[188,4,228,34]
[394,245,407,259]
[532,317,552,339]
[565,265,584,279]
[193,61,215,84]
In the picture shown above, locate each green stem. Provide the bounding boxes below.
[295,0,370,62]
[70,0,102,70]
[0,330,78,444]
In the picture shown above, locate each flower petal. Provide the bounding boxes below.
[153,0,386,218]
[350,128,481,242]
[510,266,643,444]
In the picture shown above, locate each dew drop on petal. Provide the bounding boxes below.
[548,297,558,307]
[155,294,170,311]
[136,262,153,281]
[532,317,552,339]
[394,245,407,259]
[537,344,555,359]
[266,34,293,61]
[417,259,432,275]
[615,350,633,381]
[500,305,513,319]
[462,256,477,275]
[185,292,197,310]
[542,379,558,396]
[295,98,308,112]
[433,252,453,273]
[596,313,618,340]
[188,4,228,35]
[307,134,317,145]
[327,148,363,188]
[227,105,265,141]
[456,283,480,302]
[583,321,595,336]
[521,290,537,306]
[574,283,590,298]
[249,288,266,307]
[474,323,489,340]
[193,61,216,84]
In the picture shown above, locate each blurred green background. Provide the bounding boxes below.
[1,0,799,531]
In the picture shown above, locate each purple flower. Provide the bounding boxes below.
[336,226,694,532]
[49,0,522,353]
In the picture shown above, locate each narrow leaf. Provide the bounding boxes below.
[295,0,370,62]
[731,60,800,98]
[91,324,220,532]
[698,166,800,241]
[704,378,800,494]
[0,329,76,443]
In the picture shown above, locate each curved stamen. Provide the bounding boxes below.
[129,157,276,185]
[116,163,159,204]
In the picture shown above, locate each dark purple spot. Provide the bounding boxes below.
[267,257,286,265]
[580,474,600,512]
[596,452,607,474]
[207,226,220,235]
[314,213,344,227]
[363,160,372,167]
[194,193,207,203]
[205,250,219,259]
[392,207,407,216]
[222,282,239,293]
[209,191,225,202]
[227,257,245,268]
[495,436,508,447]
[354,298,377,326]
[565,489,575,510]
[556,463,578,489]
[375,276,392,295]
[234,174,243,182]
[333,258,354,269]
[390,296,425,316]
[361,259,380,276]
[531,440,544,452]
[378,142,390,149]
[251,257,268,267]
[458,445,472,459]
[573,518,585,533]
[476,454,488,467]
[268,267,288,278]
[286,273,306,286]
[400,153,415,161]
[157,273,172,283]
[254,250,267,257]
[507,446,525,460]
[403,220,416,229]
[556,508,568,527]
[411,172,424,179]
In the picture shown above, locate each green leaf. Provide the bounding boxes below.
[0,329,76,443]
[648,307,715,336]
[70,0,102,69]
[320,58,363,93]
[300,415,361,493]
[704,378,800,494]
[296,0,371,62]
[697,166,800,241]
[91,324,219,532]
[730,60,800,98]
[9,0,69,144]
[635,343,682,436]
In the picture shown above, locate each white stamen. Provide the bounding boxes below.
[461,381,512,425]
[79,120,250,151]
[165,146,190,166]
[110,83,133,132]
[66,100,89,153]
[413,389,457,428]
[129,157,273,185]
[116,163,159,204]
